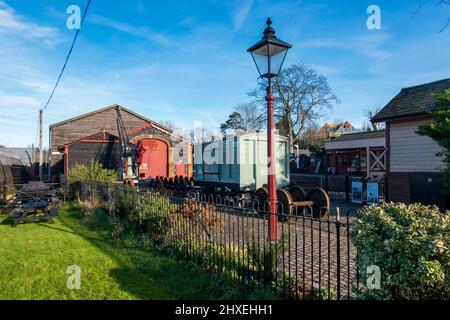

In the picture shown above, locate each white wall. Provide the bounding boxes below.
[390,119,445,172]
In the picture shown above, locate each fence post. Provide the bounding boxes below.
[345,175,350,203]
[336,207,341,300]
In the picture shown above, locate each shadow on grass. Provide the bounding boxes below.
[0,217,14,226]
[56,204,258,300]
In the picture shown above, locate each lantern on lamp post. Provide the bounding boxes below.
[248,17,292,241]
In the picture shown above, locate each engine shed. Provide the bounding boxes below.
[50,104,192,180]
[58,132,121,175]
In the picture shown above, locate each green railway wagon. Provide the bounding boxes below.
[194,132,290,192]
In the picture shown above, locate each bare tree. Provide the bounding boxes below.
[220,102,265,135]
[190,126,220,144]
[234,103,265,131]
[364,107,384,130]
[273,64,339,151]
[159,120,182,134]
[302,121,322,149]
[413,0,450,32]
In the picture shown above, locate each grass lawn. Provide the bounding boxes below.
[0,205,269,300]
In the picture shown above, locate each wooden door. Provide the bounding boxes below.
[176,162,186,176]
[138,139,168,179]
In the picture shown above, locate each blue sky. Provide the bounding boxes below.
[0,0,449,147]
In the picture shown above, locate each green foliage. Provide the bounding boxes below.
[112,189,171,245]
[281,272,337,300]
[351,203,450,300]
[417,89,450,194]
[247,239,288,283]
[68,160,117,184]
[220,111,245,135]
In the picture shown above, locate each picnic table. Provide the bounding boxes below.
[2,182,60,227]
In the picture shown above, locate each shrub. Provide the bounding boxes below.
[351,203,450,300]
[68,160,117,184]
[281,273,337,300]
[112,188,171,244]
[167,198,224,241]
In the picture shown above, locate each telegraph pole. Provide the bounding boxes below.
[39,109,44,181]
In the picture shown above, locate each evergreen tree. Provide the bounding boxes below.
[417,89,450,194]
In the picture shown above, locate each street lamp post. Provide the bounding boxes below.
[248,18,292,241]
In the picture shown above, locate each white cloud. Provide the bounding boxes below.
[0,1,59,46]
[0,94,39,108]
[89,15,171,46]
[300,33,391,60]
[228,0,254,30]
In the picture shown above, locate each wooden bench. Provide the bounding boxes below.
[9,200,59,227]
[5,182,60,227]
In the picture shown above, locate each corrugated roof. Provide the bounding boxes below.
[372,78,450,122]
[0,149,25,166]
[1,148,38,166]
[333,130,385,141]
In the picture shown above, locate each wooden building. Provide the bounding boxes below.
[49,104,192,180]
[324,130,386,180]
[372,78,449,209]
[58,132,121,175]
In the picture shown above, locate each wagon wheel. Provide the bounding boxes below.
[179,178,187,193]
[277,189,294,215]
[306,188,330,219]
[289,185,307,202]
[173,176,180,190]
[155,178,164,190]
[256,187,269,211]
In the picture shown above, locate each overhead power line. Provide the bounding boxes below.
[42,0,92,111]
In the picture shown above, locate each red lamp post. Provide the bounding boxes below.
[248,18,292,241]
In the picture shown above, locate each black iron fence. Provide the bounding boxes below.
[67,181,360,300]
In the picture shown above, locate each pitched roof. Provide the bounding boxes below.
[333,130,385,142]
[372,78,450,122]
[49,104,173,133]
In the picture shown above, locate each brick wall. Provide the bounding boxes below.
[386,172,411,204]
